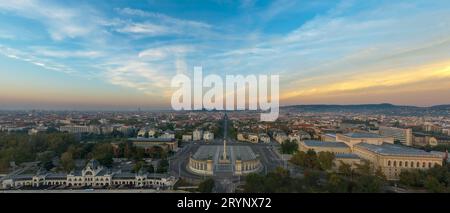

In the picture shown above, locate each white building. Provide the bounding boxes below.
[182,134,192,142]
[59,125,99,134]
[161,130,175,139]
[1,160,177,189]
[379,126,413,146]
[259,134,270,143]
[273,131,288,144]
[193,129,203,141]
[203,131,214,141]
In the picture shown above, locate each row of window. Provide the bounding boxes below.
[68,177,109,182]
[387,160,436,168]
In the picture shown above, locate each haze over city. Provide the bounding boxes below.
[1,0,450,110]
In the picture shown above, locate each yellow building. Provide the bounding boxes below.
[302,132,444,180]
[299,140,351,154]
[353,142,442,180]
[336,132,394,149]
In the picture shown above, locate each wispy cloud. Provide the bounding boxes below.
[0,0,106,41]
[0,45,76,74]
[1,0,450,107]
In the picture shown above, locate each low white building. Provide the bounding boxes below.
[193,129,203,141]
[1,160,177,189]
[161,130,175,139]
[203,131,214,141]
[182,134,192,142]
[259,134,270,143]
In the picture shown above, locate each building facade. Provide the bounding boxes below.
[379,126,413,146]
[1,160,177,189]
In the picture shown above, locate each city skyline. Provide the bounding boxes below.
[1,0,450,110]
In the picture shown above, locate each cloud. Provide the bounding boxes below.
[114,8,216,38]
[105,61,172,97]
[0,45,76,74]
[0,0,106,41]
[117,8,211,29]
[138,45,192,60]
[31,47,104,58]
[116,22,171,36]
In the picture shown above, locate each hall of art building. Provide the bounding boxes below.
[1,160,177,189]
[299,132,444,180]
[188,140,261,176]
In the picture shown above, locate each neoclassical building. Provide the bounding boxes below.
[1,160,177,189]
[188,140,261,176]
[298,132,444,180]
[353,143,442,180]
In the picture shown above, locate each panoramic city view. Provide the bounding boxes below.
[1,0,450,199]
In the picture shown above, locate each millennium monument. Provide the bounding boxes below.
[188,114,261,176]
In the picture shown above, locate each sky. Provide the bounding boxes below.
[0,0,450,110]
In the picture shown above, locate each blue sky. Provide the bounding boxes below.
[0,0,450,110]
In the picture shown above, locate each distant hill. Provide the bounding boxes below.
[281,103,449,116]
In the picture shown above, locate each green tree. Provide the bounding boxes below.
[280,140,298,154]
[355,160,372,175]
[157,159,169,173]
[338,162,353,178]
[399,170,424,187]
[244,173,265,192]
[326,173,349,192]
[60,151,75,172]
[198,178,215,193]
[317,152,335,170]
[133,161,145,173]
[353,175,384,193]
[375,167,386,180]
[304,149,319,169]
[424,175,446,193]
[91,143,114,167]
[290,151,306,167]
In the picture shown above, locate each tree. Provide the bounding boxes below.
[338,162,353,178]
[355,160,372,175]
[399,170,424,187]
[326,173,349,192]
[157,159,169,173]
[353,175,384,193]
[317,152,335,170]
[280,140,298,154]
[244,173,265,192]
[303,169,320,188]
[198,178,215,193]
[290,151,306,167]
[424,175,446,193]
[304,149,319,169]
[60,151,75,172]
[375,167,386,180]
[91,143,114,167]
[133,161,145,173]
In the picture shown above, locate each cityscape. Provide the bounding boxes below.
[1,0,450,196]
[1,105,449,193]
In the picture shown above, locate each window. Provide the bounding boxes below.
[422,162,426,168]
[393,161,397,167]
[416,162,420,167]
[388,161,391,166]
[405,161,408,167]
[428,162,432,168]
[399,161,402,167]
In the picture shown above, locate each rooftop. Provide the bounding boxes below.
[343,132,383,138]
[335,153,360,159]
[355,143,442,157]
[192,145,257,161]
[128,138,175,142]
[302,140,349,148]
